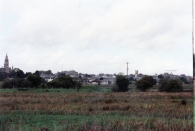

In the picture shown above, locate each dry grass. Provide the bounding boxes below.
[0,91,193,130]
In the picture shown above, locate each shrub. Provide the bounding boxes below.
[136,76,153,91]
[104,99,113,104]
[115,75,129,92]
[110,105,119,110]
[102,106,109,111]
[48,76,82,89]
[1,79,12,88]
[159,79,183,92]
[181,99,187,105]
[2,78,31,88]
[40,84,47,88]
[27,74,42,88]
[88,106,94,112]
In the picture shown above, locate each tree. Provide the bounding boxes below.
[72,77,82,92]
[27,73,42,88]
[153,79,157,85]
[9,70,16,78]
[24,72,32,78]
[1,78,31,88]
[136,76,153,91]
[45,70,52,75]
[158,75,164,80]
[49,76,75,88]
[1,78,12,88]
[0,72,7,81]
[34,70,40,77]
[115,75,129,92]
[159,79,183,92]
[16,70,25,78]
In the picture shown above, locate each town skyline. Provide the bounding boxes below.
[0,53,192,76]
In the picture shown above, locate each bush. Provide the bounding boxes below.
[27,74,42,88]
[1,79,12,88]
[181,99,187,105]
[2,78,31,88]
[136,76,153,91]
[159,79,183,92]
[115,75,129,92]
[48,76,82,89]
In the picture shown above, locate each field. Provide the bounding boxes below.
[0,85,193,131]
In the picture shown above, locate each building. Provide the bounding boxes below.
[0,54,12,74]
[60,70,78,77]
[135,70,138,78]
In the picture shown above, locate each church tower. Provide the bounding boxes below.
[4,54,10,73]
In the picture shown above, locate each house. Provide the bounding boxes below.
[91,79,101,85]
[47,78,53,82]
[152,76,160,83]
[40,72,55,82]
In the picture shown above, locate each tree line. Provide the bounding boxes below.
[0,68,189,92]
[1,69,82,89]
[112,75,184,92]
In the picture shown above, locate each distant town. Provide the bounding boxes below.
[0,54,193,85]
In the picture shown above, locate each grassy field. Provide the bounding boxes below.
[0,85,193,131]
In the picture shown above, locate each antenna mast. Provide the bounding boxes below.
[127,62,128,77]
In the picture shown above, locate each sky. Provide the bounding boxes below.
[0,0,193,76]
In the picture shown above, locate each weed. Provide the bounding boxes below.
[102,106,109,111]
[0,90,192,130]
[110,105,119,110]
[88,106,94,112]
[181,99,187,105]
[104,99,113,104]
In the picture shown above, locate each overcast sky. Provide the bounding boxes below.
[0,0,192,76]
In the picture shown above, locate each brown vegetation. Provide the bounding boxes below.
[0,91,193,130]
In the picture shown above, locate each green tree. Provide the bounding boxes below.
[34,70,40,77]
[115,75,129,92]
[49,76,75,89]
[136,76,153,91]
[1,78,13,88]
[1,78,31,88]
[16,70,25,78]
[24,72,32,78]
[158,75,164,80]
[0,72,7,81]
[72,77,82,92]
[153,79,157,85]
[159,79,183,92]
[45,70,52,75]
[27,73,42,88]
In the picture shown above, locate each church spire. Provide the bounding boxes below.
[5,53,8,59]
[4,54,10,73]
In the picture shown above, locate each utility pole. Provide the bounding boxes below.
[127,62,128,77]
